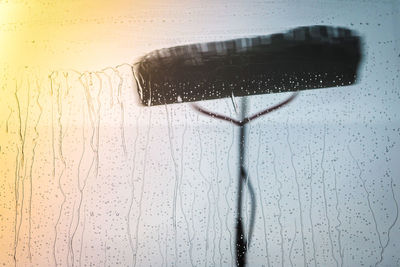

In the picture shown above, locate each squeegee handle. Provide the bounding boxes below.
[190,92,298,126]
[190,92,298,266]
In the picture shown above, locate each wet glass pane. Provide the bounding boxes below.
[1,0,399,266]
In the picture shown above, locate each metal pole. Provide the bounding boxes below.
[190,93,297,267]
[236,97,247,267]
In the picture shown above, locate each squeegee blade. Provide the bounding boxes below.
[133,25,362,106]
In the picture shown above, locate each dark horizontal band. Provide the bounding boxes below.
[133,25,362,106]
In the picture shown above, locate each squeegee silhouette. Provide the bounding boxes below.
[133,25,362,267]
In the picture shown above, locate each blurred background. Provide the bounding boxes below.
[0,0,399,266]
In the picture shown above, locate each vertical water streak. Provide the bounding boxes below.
[214,138,224,266]
[70,85,89,267]
[273,147,284,267]
[286,121,307,266]
[224,101,235,266]
[308,145,317,267]
[128,108,141,265]
[333,166,344,267]
[5,107,13,133]
[164,104,179,265]
[67,199,77,267]
[53,70,68,267]
[133,109,152,267]
[27,75,43,262]
[320,125,339,267]
[78,210,86,266]
[288,220,297,267]
[255,125,270,267]
[13,75,24,265]
[347,145,383,266]
[177,107,194,266]
[113,67,128,157]
[196,117,212,267]
[377,177,399,265]
[73,71,102,267]
[189,192,197,266]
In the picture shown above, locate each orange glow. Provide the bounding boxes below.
[0,0,147,70]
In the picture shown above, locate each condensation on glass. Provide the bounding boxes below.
[0,0,399,266]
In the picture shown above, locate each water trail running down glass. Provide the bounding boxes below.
[0,57,399,266]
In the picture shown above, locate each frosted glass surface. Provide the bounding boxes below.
[0,0,399,266]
